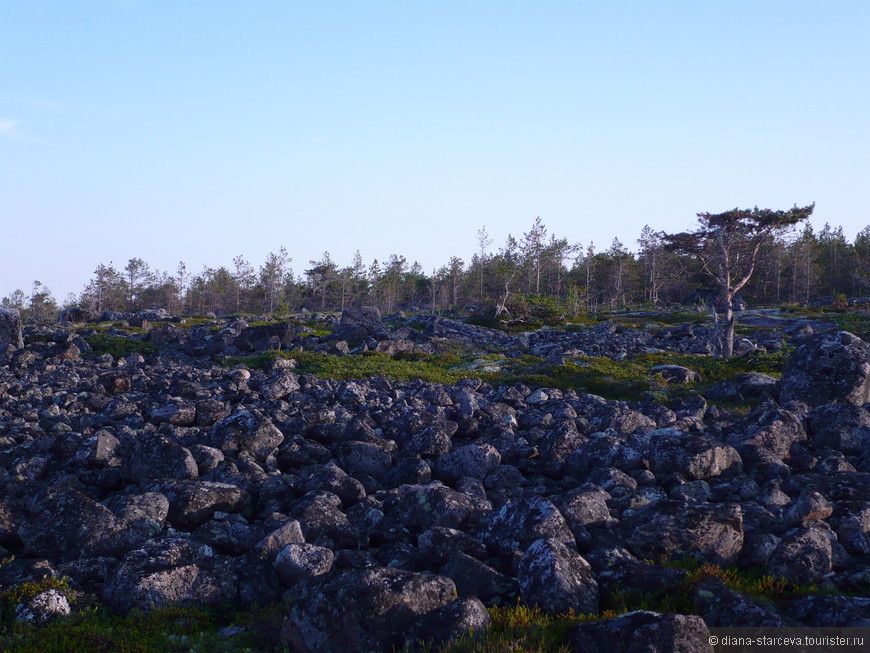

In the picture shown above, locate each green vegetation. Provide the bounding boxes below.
[0,575,74,626]
[224,350,467,385]
[0,602,285,653]
[604,556,820,617]
[419,603,609,653]
[496,350,788,402]
[84,333,162,358]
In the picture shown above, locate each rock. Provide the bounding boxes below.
[14,589,71,624]
[780,490,833,527]
[805,403,870,454]
[786,595,870,626]
[18,487,123,562]
[622,500,743,565]
[150,399,196,426]
[289,491,361,548]
[382,483,489,535]
[484,496,575,566]
[0,308,24,349]
[259,370,301,400]
[705,372,779,403]
[332,306,388,341]
[648,429,742,480]
[518,538,599,615]
[727,404,806,460]
[440,551,520,605]
[274,543,334,587]
[651,364,701,384]
[103,537,237,615]
[436,442,501,484]
[123,434,199,484]
[570,611,713,653]
[691,578,796,626]
[402,596,490,651]
[282,566,458,652]
[98,370,132,394]
[209,409,284,462]
[779,331,870,407]
[767,521,833,584]
[553,484,613,530]
[153,479,251,530]
[58,306,93,324]
[254,520,305,560]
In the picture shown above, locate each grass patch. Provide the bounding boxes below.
[0,602,285,653]
[604,556,824,617]
[84,333,162,359]
[419,602,611,653]
[492,350,788,401]
[225,350,468,385]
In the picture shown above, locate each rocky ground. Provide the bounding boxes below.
[0,305,868,652]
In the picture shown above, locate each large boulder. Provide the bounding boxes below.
[0,308,24,349]
[209,409,284,462]
[281,567,461,652]
[518,538,599,616]
[622,501,744,566]
[779,331,870,407]
[570,611,713,653]
[103,538,237,615]
[18,487,124,562]
[648,429,742,480]
[332,306,388,341]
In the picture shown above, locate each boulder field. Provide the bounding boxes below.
[0,310,868,651]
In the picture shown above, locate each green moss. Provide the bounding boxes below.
[224,350,468,385]
[487,350,788,402]
[0,577,72,610]
[84,333,162,358]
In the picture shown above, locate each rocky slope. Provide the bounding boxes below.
[0,307,868,651]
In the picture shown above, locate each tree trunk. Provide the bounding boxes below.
[723,298,735,358]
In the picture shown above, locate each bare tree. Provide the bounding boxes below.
[665,204,814,357]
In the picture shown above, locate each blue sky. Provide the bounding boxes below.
[2,1,869,302]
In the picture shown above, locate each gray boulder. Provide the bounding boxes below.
[518,538,599,616]
[439,551,520,605]
[805,403,870,454]
[484,496,575,565]
[282,566,458,652]
[767,521,833,584]
[786,595,870,626]
[332,306,388,341]
[692,578,796,626]
[209,409,284,462]
[14,589,71,624]
[780,331,870,407]
[648,429,742,480]
[153,479,251,530]
[18,487,123,562]
[622,500,743,565]
[570,611,713,653]
[103,537,236,615]
[402,596,490,651]
[436,442,501,484]
[727,404,806,460]
[274,543,334,587]
[0,307,24,349]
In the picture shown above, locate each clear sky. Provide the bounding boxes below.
[2,1,869,303]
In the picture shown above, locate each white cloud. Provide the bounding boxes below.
[0,119,19,137]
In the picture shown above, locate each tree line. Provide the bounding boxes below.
[4,216,870,322]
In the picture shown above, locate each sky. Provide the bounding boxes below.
[2,1,869,303]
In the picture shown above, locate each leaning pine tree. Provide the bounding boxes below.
[664,204,815,357]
